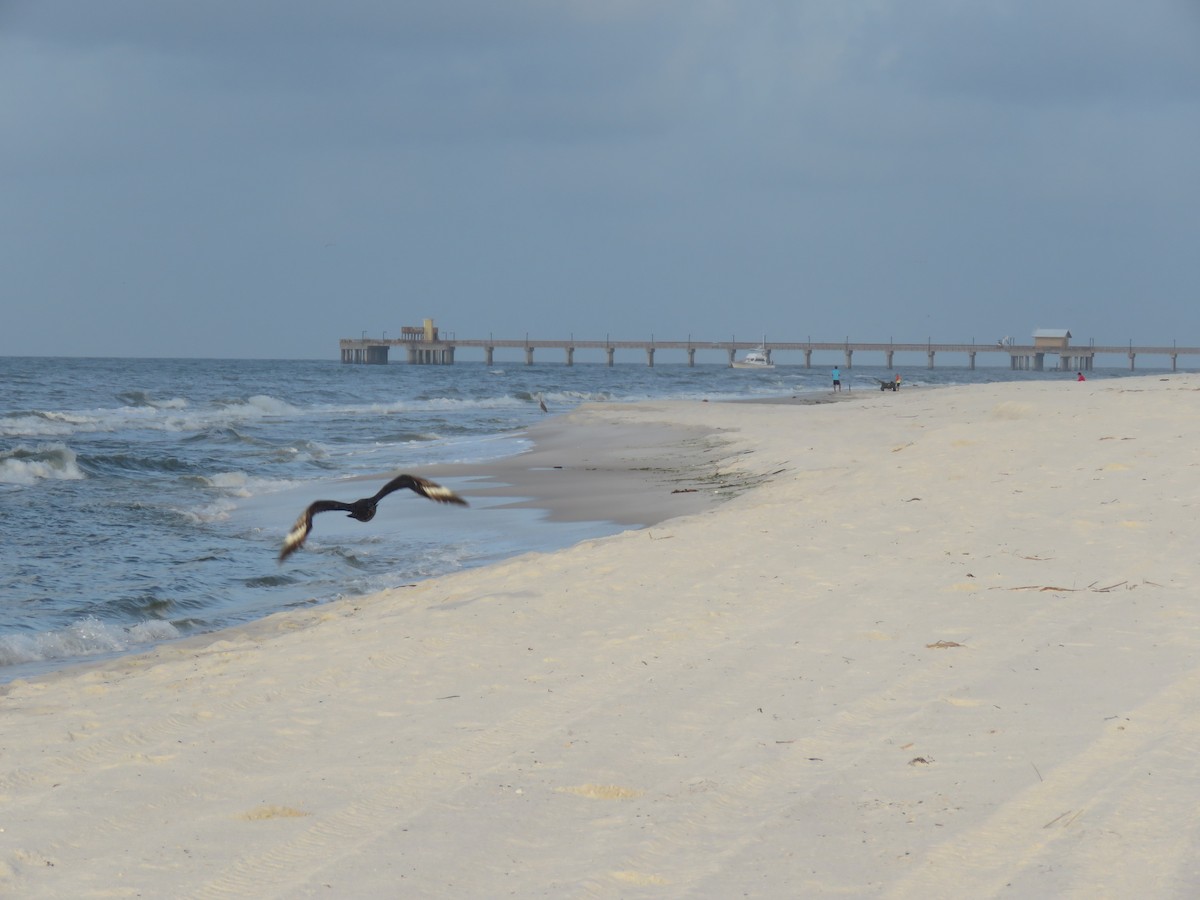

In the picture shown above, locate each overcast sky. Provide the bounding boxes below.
[2,1,1198,359]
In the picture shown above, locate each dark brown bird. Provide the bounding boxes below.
[278,474,467,562]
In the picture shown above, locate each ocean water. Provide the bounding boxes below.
[0,354,1174,680]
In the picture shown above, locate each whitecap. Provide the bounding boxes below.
[219,395,300,417]
[200,472,301,498]
[205,471,253,491]
[0,442,86,485]
[0,411,101,438]
[175,498,238,523]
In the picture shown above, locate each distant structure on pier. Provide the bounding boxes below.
[1016,328,1091,371]
[341,318,455,365]
[338,321,1198,372]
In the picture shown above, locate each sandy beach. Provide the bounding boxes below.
[3,374,1200,898]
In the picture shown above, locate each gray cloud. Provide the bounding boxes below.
[2,1,1197,357]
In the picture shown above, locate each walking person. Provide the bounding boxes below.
[832,366,841,392]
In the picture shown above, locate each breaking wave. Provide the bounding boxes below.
[0,617,180,668]
[196,471,301,498]
[0,442,86,485]
[0,391,587,439]
[115,390,189,409]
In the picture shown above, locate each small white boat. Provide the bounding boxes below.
[731,346,775,369]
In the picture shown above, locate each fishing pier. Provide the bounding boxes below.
[339,324,1199,371]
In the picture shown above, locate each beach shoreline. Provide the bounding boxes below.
[4,374,1200,896]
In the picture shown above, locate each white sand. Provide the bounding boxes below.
[4,374,1200,897]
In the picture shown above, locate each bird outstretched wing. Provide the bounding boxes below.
[278,500,355,562]
[371,474,469,507]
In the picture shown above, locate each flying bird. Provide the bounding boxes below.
[278,474,467,562]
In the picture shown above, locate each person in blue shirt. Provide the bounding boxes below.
[832,367,841,392]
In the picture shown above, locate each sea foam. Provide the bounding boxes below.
[0,442,86,485]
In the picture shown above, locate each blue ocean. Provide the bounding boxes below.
[0,354,1171,680]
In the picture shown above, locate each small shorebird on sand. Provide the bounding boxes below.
[278,474,467,562]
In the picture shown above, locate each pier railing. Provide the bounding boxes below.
[338,337,1200,371]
